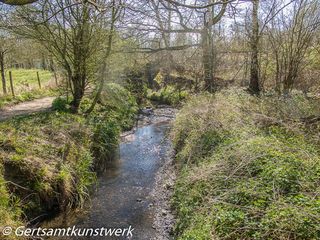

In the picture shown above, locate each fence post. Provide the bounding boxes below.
[53,71,58,86]
[37,71,41,89]
[9,71,14,97]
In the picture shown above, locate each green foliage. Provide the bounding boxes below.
[0,112,95,221]
[91,119,120,171]
[92,83,138,130]
[172,89,320,239]
[124,67,148,105]
[52,96,70,112]
[147,86,189,106]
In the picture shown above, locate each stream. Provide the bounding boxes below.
[43,107,176,240]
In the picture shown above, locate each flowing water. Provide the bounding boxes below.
[44,108,176,240]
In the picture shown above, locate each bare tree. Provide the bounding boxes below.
[267,0,320,94]
[125,0,232,92]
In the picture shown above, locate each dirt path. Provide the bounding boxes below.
[0,97,55,121]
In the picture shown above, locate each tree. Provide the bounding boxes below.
[9,0,112,111]
[248,0,260,94]
[126,0,231,92]
[267,0,320,94]
[86,0,121,113]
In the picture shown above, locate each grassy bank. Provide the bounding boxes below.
[0,83,138,235]
[171,89,320,239]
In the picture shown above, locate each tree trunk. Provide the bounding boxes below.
[202,28,215,92]
[249,0,261,94]
[86,62,107,114]
[0,52,7,95]
[70,73,85,113]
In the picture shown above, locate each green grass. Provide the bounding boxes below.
[4,68,53,90]
[0,172,23,240]
[0,112,96,219]
[0,68,56,109]
[171,89,320,240]
[0,84,138,232]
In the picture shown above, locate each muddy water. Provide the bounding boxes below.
[44,108,176,240]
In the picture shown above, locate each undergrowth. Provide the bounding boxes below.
[171,89,320,240]
[147,86,189,106]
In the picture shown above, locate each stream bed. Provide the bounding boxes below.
[43,107,176,240]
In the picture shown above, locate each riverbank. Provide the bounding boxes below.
[171,89,320,239]
[0,83,138,238]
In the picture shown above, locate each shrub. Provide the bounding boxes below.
[147,86,189,106]
[98,83,138,130]
[91,119,120,172]
[52,97,70,112]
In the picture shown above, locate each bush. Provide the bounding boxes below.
[171,89,320,239]
[147,86,189,106]
[52,97,70,112]
[97,83,138,130]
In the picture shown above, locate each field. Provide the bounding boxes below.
[3,68,54,93]
[0,68,56,109]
